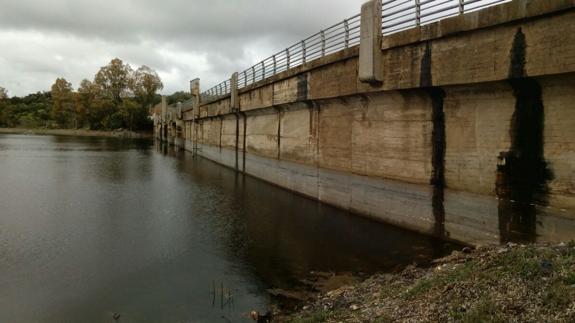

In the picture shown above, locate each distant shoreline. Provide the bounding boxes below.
[0,127,153,139]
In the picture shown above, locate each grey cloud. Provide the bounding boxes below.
[0,0,365,96]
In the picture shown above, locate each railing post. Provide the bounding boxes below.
[321,30,326,56]
[415,0,421,26]
[243,72,247,87]
[286,48,290,69]
[302,40,307,63]
[261,61,265,80]
[273,55,277,74]
[458,0,464,15]
[344,19,350,49]
[359,0,383,83]
[251,66,256,84]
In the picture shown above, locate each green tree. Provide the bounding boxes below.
[131,65,163,108]
[0,92,51,128]
[51,78,74,127]
[95,58,133,104]
[0,87,9,126]
[167,91,192,105]
[78,79,103,129]
[0,86,7,100]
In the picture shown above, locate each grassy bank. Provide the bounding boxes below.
[0,127,152,139]
[280,243,575,322]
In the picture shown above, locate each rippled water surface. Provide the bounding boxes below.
[0,134,456,322]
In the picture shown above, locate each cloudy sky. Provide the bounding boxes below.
[0,0,365,97]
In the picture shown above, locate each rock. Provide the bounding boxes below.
[462,247,473,254]
[267,288,310,301]
[350,304,360,311]
[540,260,553,272]
[112,313,120,320]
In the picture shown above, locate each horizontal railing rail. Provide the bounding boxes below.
[382,0,511,35]
[200,0,511,103]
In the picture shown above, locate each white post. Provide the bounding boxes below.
[359,0,383,83]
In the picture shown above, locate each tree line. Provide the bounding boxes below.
[0,58,167,131]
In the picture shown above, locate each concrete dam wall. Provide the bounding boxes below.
[156,0,575,246]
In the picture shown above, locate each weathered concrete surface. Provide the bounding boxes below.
[541,74,575,210]
[444,82,515,195]
[279,103,318,165]
[245,110,279,159]
[166,0,575,246]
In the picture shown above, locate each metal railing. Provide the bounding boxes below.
[237,13,361,89]
[200,13,361,102]
[200,78,232,103]
[382,0,511,35]
[200,0,511,103]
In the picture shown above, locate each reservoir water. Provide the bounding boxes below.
[0,134,456,322]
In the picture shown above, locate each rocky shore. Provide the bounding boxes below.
[276,242,575,322]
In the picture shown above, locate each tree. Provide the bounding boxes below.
[167,91,192,105]
[94,58,133,104]
[131,65,163,109]
[78,79,100,128]
[51,78,74,127]
[0,87,9,126]
[0,87,7,100]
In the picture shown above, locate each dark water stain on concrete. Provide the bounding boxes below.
[277,108,282,160]
[242,113,247,173]
[497,28,553,243]
[297,73,309,101]
[509,28,527,79]
[420,40,447,243]
[235,113,240,171]
[430,88,447,242]
[420,42,433,88]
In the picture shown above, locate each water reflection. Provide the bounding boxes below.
[0,134,454,323]
[165,145,455,287]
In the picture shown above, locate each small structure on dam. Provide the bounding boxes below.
[154,0,575,246]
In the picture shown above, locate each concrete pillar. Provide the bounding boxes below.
[161,96,168,142]
[230,72,240,170]
[190,78,200,118]
[231,72,239,112]
[190,78,200,154]
[359,0,383,83]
